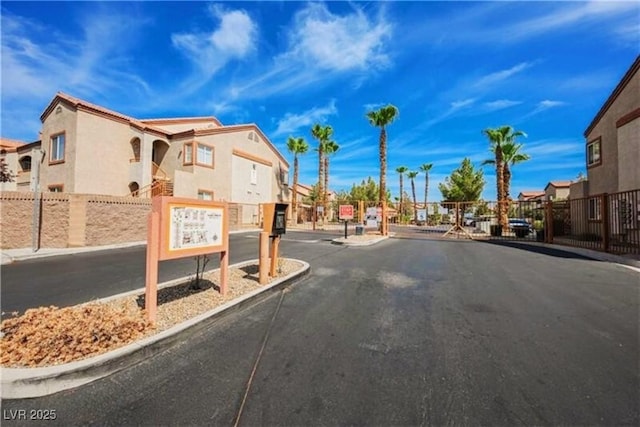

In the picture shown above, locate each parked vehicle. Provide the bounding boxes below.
[508,218,532,237]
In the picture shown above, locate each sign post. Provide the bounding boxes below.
[339,204,354,239]
[145,197,229,324]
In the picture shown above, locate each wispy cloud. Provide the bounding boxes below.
[1,8,152,139]
[508,1,639,41]
[285,3,391,72]
[483,99,522,111]
[273,99,338,136]
[228,3,392,100]
[171,4,257,91]
[520,100,567,120]
[363,102,386,112]
[472,62,533,89]
[405,1,638,47]
[424,98,476,127]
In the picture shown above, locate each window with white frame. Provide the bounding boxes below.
[250,164,257,185]
[198,190,213,201]
[588,197,601,221]
[183,143,193,165]
[50,133,65,163]
[196,144,213,167]
[587,138,601,167]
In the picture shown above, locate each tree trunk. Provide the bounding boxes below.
[379,128,387,203]
[292,156,299,223]
[503,164,512,202]
[379,128,387,235]
[495,149,507,228]
[399,174,404,222]
[324,156,329,223]
[425,172,430,217]
[318,146,324,224]
[411,178,418,223]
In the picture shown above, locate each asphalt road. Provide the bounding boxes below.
[0,230,341,315]
[2,232,638,425]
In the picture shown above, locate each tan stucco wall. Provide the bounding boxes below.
[586,68,639,194]
[0,192,151,249]
[569,181,589,199]
[617,118,640,192]
[0,151,18,191]
[556,187,570,200]
[74,111,143,196]
[231,155,272,204]
[40,102,78,192]
[168,129,290,204]
[84,197,150,246]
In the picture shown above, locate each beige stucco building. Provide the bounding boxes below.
[5,93,290,214]
[568,55,639,244]
[573,55,640,198]
[544,181,571,201]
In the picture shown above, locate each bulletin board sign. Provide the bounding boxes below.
[154,197,229,261]
[145,196,230,324]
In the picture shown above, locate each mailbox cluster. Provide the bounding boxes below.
[262,203,289,236]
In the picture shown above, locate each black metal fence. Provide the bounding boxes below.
[407,191,640,256]
[550,190,640,255]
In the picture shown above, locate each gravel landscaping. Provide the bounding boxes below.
[1,259,304,368]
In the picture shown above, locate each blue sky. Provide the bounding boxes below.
[2,1,638,201]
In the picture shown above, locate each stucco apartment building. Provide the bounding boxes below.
[3,93,290,217]
[569,55,639,243]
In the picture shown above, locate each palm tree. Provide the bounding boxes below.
[407,171,419,223]
[418,163,433,211]
[323,140,339,220]
[367,105,399,235]
[311,124,333,223]
[286,136,309,224]
[395,166,409,221]
[482,126,526,229]
[483,141,530,202]
[502,142,530,201]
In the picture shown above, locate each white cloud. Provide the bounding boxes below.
[473,62,533,89]
[273,99,338,136]
[523,100,567,118]
[363,102,386,112]
[406,1,638,47]
[510,1,639,41]
[450,98,476,110]
[484,99,522,111]
[1,9,152,140]
[171,5,257,86]
[285,3,392,71]
[228,3,392,100]
[422,98,476,128]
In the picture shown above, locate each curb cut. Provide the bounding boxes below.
[0,258,310,399]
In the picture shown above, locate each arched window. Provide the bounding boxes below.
[19,156,32,172]
[130,138,141,162]
[129,182,140,197]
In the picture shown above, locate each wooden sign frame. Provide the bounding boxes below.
[145,196,229,323]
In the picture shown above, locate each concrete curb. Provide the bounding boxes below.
[0,229,262,265]
[332,236,389,246]
[484,240,640,271]
[0,258,310,399]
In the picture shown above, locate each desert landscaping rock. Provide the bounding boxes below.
[0,259,304,368]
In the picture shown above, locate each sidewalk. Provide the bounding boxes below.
[0,228,262,265]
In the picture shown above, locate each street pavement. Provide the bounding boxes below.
[2,233,638,425]
[0,230,342,315]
